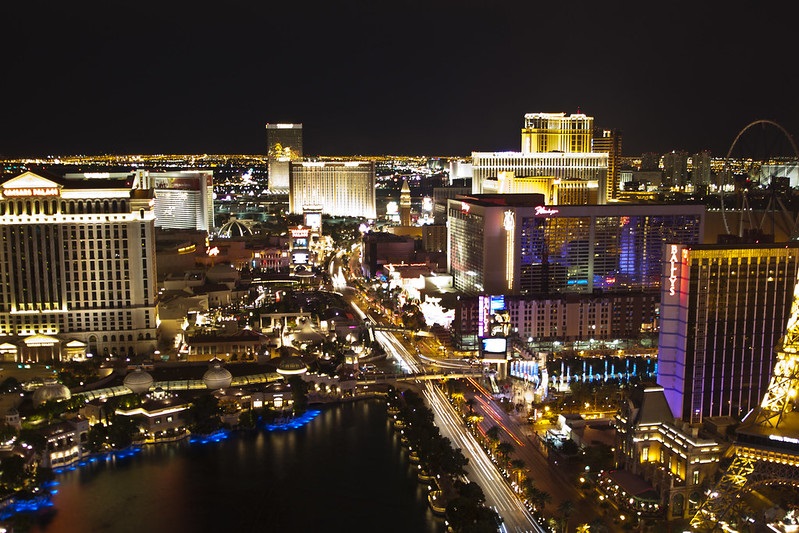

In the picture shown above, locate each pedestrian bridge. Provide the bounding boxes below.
[358,368,483,384]
[72,369,482,401]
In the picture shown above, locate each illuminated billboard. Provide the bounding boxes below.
[153,176,204,191]
[481,337,507,354]
[489,295,505,312]
[305,212,322,230]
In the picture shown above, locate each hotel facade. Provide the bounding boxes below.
[447,195,705,297]
[472,112,610,203]
[658,242,799,423]
[66,170,214,232]
[289,161,376,219]
[0,171,158,361]
[266,122,303,192]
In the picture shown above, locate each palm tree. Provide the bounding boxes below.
[485,424,501,447]
[522,484,552,513]
[465,397,476,415]
[530,487,551,514]
[496,441,515,463]
[557,500,575,533]
[466,412,483,428]
[509,458,526,485]
[451,391,465,406]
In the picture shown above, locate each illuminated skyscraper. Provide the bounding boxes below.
[658,243,799,423]
[266,123,303,192]
[150,171,214,232]
[473,112,610,203]
[67,170,214,232]
[691,150,713,188]
[447,195,704,296]
[289,161,376,219]
[521,112,593,154]
[0,171,158,361]
[662,150,689,189]
[592,129,623,200]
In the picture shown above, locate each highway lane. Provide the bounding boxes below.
[464,379,608,529]
[423,382,546,533]
[338,276,584,529]
[365,320,543,530]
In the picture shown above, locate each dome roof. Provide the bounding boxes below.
[203,362,233,389]
[123,368,154,394]
[276,355,308,375]
[32,380,71,407]
[218,217,254,238]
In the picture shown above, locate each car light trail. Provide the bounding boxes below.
[422,382,545,532]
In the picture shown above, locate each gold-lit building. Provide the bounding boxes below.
[521,112,593,153]
[289,161,376,219]
[592,128,623,200]
[473,112,610,203]
[482,171,600,205]
[615,384,723,521]
[0,171,158,361]
[266,122,303,192]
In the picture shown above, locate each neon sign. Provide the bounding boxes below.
[2,187,59,197]
[503,210,515,231]
[534,206,559,216]
[668,244,679,296]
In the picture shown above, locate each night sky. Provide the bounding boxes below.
[2,1,797,158]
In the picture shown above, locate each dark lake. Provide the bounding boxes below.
[17,399,443,533]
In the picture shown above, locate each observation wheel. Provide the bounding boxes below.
[718,120,799,242]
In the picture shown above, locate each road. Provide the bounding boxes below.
[423,381,546,533]
[338,267,604,531]
[369,306,545,531]
[464,379,607,528]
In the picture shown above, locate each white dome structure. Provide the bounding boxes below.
[124,368,154,394]
[32,379,71,407]
[275,355,308,376]
[218,217,254,238]
[203,362,233,389]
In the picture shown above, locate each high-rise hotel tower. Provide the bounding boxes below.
[658,243,799,423]
[447,194,705,296]
[472,112,610,203]
[289,161,376,219]
[266,123,303,192]
[0,171,158,362]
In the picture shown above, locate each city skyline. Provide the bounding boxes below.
[2,1,797,159]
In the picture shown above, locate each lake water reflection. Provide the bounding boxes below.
[24,399,443,533]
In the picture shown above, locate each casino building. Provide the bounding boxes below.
[66,170,214,232]
[472,112,610,203]
[447,194,705,296]
[149,171,214,232]
[266,122,303,192]
[0,171,158,362]
[658,242,799,423]
[289,161,376,219]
